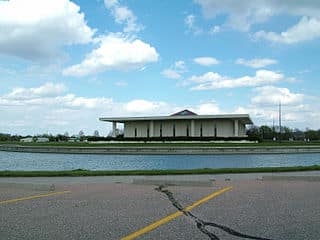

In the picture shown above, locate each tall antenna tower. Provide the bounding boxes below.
[279,102,282,143]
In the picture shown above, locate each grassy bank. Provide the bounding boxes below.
[1,141,320,147]
[1,165,319,177]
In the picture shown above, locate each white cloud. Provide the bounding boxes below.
[236,58,277,68]
[194,57,220,66]
[254,17,320,44]
[193,102,221,115]
[235,102,320,129]
[174,61,186,70]
[24,64,61,78]
[63,33,159,77]
[0,93,112,109]
[190,70,284,90]
[194,0,320,43]
[0,0,95,60]
[162,69,182,80]
[104,0,118,8]
[114,81,128,87]
[61,94,113,109]
[185,14,203,35]
[104,0,142,32]
[0,83,172,135]
[161,60,187,79]
[194,0,320,30]
[233,86,319,128]
[5,83,67,100]
[209,25,221,34]
[0,83,113,109]
[185,14,195,28]
[251,86,304,105]
[0,83,319,134]
[125,99,168,113]
[194,0,275,31]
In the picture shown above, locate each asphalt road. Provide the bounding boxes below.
[0,178,319,240]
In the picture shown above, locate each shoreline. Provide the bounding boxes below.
[1,144,320,155]
[1,165,320,177]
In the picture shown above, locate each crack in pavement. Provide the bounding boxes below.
[155,185,274,240]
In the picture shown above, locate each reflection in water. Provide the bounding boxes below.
[0,151,320,171]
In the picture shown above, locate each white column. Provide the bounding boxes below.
[149,120,154,137]
[191,120,195,137]
[234,120,239,137]
[112,122,117,137]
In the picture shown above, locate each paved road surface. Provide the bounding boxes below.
[1,175,319,239]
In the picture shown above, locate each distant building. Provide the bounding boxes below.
[20,137,33,143]
[68,136,80,142]
[36,137,49,143]
[100,109,253,139]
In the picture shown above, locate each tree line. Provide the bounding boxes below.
[0,130,100,142]
[1,126,320,142]
[246,125,320,142]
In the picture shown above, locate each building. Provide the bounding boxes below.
[68,136,80,142]
[100,110,253,139]
[35,137,49,143]
[20,137,33,143]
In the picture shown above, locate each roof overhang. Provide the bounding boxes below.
[99,114,253,124]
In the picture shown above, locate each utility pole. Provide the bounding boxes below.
[279,102,282,143]
[272,116,275,141]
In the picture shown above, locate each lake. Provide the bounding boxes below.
[0,151,320,171]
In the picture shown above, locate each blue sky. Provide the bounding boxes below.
[0,0,319,136]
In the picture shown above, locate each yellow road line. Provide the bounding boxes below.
[0,191,71,205]
[122,186,232,240]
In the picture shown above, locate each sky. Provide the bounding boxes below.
[0,0,320,136]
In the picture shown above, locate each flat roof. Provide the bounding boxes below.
[99,113,253,124]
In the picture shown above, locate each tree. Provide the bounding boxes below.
[0,133,11,141]
[246,125,261,141]
[305,130,320,141]
[78,130,84,137]
[56,134,68,142]
[259,125,273,140]
[93,130,99,137]
[292,128,305,141]
[282,126,293,140]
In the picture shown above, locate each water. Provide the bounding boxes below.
[0,151,320,171]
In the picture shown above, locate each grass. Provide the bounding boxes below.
[1,141,320,147]
[0,165,319,177]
